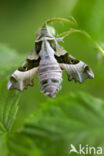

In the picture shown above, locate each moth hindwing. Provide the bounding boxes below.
[8,26,94,97]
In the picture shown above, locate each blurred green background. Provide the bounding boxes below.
[0,0,104,155]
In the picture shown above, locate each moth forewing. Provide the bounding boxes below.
[27,50,39,60]
[8,67,38,91]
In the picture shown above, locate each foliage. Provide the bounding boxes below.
[1,85,104,155]
[21,92,104,156]
[0,45,104,156]
[0,84,20,155]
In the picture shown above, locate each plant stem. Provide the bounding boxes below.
[57,28,104,56]
[42,17,77,28]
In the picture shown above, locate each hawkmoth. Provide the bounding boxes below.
[8,26,94,98]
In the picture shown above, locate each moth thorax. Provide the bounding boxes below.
[39,41,55,59]
[37,63,62,98]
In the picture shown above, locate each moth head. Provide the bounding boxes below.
[36,27,53,40]
[35,27,57,53]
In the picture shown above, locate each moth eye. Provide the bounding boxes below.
[51,79,59,83]
[41,80,48,85]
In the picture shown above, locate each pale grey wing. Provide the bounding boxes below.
[55,53,94,83]
[8,50,40,91]
[60,62,94,83]
[8,67,38,91]
[54,43,66,57]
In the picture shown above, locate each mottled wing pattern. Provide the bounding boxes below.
[55,52,94,83]
[8,50,40,91]
[18,50,40,71]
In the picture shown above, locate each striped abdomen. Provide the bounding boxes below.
[37,62,62,98]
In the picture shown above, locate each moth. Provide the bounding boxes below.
[8,26,94,98]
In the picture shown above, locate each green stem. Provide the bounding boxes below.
[57,28,104,56]
[42,17,77,28]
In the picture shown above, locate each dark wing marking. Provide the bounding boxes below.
[8,50,40,91]
[55,53,79,64]
[18,50,40,71]
[55,53,94,83]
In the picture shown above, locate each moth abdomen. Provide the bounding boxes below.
[37,63,62,98]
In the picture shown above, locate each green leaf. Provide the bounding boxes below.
[7,133,42,156]
[0,83,42,156]
[0,83,20,133]
[21,92,104,156]
[0,122,7,134]
[0,132,42,156]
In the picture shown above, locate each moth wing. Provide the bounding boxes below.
[55,53,94,83]
[55,44,66,57]
[8,50,40,91]
[18,50,40,71]
[8,67,38,91]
